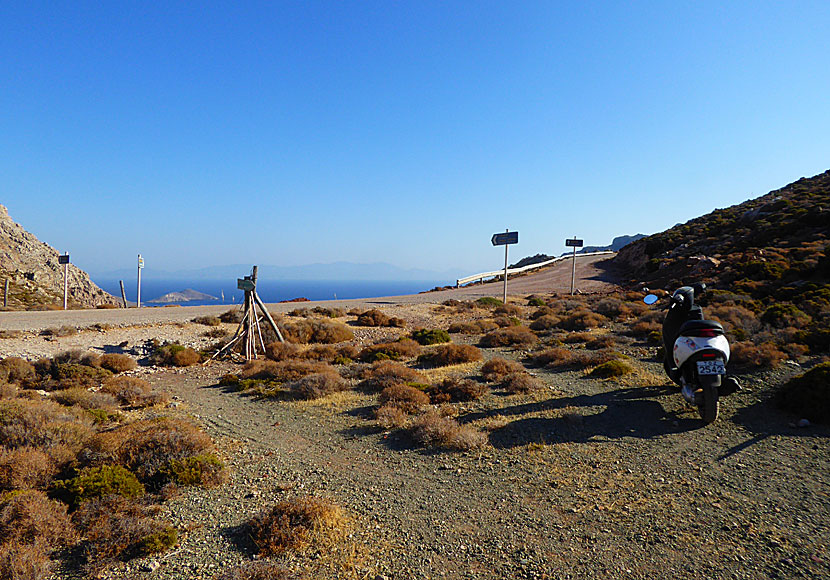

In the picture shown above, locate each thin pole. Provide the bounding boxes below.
[63,261,68,310]
[119,280,128,308]
[137,254,142,308]
[570,243,577,295]
[4,279,8,308]
[503,229,509,304]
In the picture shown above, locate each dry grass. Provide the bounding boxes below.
[0,540,53,580]
[730,341,787,369]
[51,387,119,411]
[150,344,201,367]
[248,496,348,555]
[418,344,483,367]
[101,376,165,408]
[447,320,499,334]
[502,372,544,393]
[0,357,36,384]
[355,309,406,328]
[426,377,486,403]
[193,315,221,327]
[0,489,77,547]
[529,314,562,331]
[0,398,94,453]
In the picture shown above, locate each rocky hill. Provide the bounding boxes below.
[0,205,118,310]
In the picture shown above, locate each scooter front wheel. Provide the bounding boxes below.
[697,376,720,423]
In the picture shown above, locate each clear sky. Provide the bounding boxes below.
[2,1,829,278]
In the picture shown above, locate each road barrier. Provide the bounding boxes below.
[456,251,615,287]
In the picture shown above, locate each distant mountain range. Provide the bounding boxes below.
[91,262,460,283]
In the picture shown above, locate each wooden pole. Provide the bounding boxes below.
[119,280,128,308]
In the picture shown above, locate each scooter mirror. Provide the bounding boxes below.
[643,294,659,305]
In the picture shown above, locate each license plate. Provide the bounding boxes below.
[697,360,726,375]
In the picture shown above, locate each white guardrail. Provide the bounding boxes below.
[456,251,616,287]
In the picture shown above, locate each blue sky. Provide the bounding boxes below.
[2,1,829,278]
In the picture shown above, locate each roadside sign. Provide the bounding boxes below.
[58,254,70,264]
[492,231,518,246]
[237,278,255,291]
[566,238,583,247]
[138,257,145,269]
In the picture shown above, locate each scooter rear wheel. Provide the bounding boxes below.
[697,377,720,423]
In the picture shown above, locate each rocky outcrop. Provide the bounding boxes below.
[0,205,118,309]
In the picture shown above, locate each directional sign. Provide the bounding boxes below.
[237,278,255,291]
[492,231,519,246]
[58,254,70,265]
[565,238,583,247]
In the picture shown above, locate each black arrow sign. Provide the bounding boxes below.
[491,231,518,246]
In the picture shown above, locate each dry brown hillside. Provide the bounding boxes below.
[0,204,118,309]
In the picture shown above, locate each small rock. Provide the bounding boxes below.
[797,418,811,428]
[141,560,160,572]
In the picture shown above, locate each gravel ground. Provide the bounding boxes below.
[1,262,827,580]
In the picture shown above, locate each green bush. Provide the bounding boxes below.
[475,297,503,308]
[527,297,546,307]
[410,328,451,345]
[776,362,830,423]
[761,304,811,329]
[141,525,178,555]
[163,453,226,487]
[57,464,145,507]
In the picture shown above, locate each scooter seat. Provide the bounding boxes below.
[678,319,724,336]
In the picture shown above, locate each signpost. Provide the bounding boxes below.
[492,230,519,303]
[137,254,144,308]
[59,253,70,309]
[566,237,583,295]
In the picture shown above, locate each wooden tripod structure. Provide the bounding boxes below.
[210,266,284,361]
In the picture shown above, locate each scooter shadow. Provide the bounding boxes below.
[463,385,702,449]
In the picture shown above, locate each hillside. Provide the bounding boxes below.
[614,169,830,354]
[0,205,118,309]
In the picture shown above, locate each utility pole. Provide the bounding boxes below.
[137,254,144,308]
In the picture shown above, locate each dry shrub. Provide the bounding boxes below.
[57,464,145,507]
[151,344,201,367]
[98,353,137,374]
[163,453,227,487]
[0,447,58,490]
[776,362,830,423]
[287,372,348,400]
[0,383,17,399]
[378,384,430,413]
[529,314,562,331]
[72,495,175,566]
[562,332,593,344]
[730,341,787,369]
[0,357,36,384]
[264,341,302,361]
[493,316,521,328]
[86,418,215,485]
[480,357,525,382]
[0,489,77,547]
[248,496,346,555]
[629,320,661,338]
[408,411,486,450]
[219,309,243,323]
[214,562,297,580]
[281,319,354,344]
[51,387,119,411]
[494,304,523,317]
[355,309,405,328]
[192,315,221,327]
[593,298,632,320]
[447,320,499,334]
[41,326,76,337]
[50,363,113,390]
[530,306,556,319]
[101,376,162,408]
[531,347,575,367]
[0,398,94,452]
[375,404,410,429]
[358,338,421,362]
[0,330,22,339]
[360,361,423,392]
[480,326,538,348]
[240,359,333,382]
[426,378,485,403]
[589,359,634,378]
[418,344,483,367]
[560,309,606,330]
[502,372,543,393]
[0,540,52,580]
[585,335,617,350]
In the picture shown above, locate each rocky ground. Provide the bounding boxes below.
[1,274,827,580]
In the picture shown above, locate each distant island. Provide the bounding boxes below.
[147,289,218,304]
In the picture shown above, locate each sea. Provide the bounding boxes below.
[94,279,452,307]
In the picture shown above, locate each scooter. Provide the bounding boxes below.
[644,283,739,423]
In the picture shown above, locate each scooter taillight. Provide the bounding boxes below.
[692,329,719,338]
[701,352,717,359]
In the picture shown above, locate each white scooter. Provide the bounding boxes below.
[645,283,739,423]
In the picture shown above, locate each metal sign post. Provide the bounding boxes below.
[137,254,144,308]
[491,230,519,303]
[565,237,583,295]
[59,253,70,309]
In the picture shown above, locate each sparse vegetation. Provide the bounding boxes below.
[417,343,483,367]
[407,411,487,450]
[355,309,406,328]
[480,326,538,348]
[411,328,451,345]
[248,496,347,555]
